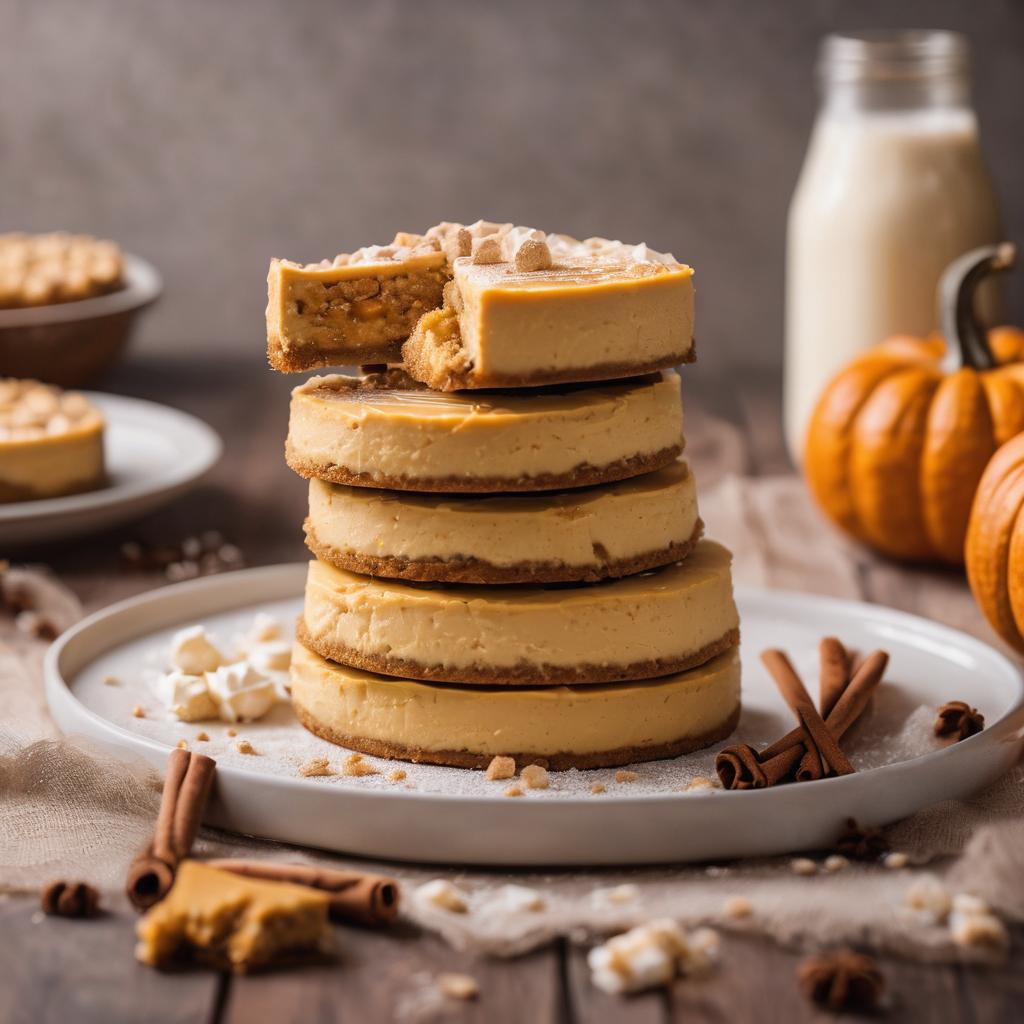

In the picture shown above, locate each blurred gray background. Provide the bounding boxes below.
[4,0,1023,374]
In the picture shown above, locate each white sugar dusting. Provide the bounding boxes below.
[69,597,968,801]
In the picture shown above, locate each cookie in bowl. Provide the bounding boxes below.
[0,233,123,309]
[0,378,105,502]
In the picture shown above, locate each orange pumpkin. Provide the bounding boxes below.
[804,243,1023,564]
[966,434,1024,653]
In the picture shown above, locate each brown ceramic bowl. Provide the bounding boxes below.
[0,254,161,387]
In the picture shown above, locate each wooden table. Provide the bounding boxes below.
[3,354,1022,1024]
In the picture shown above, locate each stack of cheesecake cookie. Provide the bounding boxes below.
[267,221,740,771]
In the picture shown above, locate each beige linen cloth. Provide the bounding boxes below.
[2,471,1023,964]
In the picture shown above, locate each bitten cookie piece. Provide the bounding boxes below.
[291,641,741,770]
[299,539,740,686]
[266,222,694,386]
[403,230,694,390]
[286,369,684,493]
[304,460,703,584]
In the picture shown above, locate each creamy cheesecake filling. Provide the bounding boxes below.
[305,460,699,572]
[291,641,741,765]
[287,371,683,490]
[301,539,738,683]
[452,256,694,379]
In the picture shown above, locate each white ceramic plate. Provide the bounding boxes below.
[2,392,221,545]
[45,565,1024,867]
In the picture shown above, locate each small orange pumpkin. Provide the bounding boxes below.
[804,243,1023,564]
[966,435,1024,653]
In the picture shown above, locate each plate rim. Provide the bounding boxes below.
[44,564,1024,812]
[0,390,222,523]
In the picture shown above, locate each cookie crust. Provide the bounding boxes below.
[286,443,683,493]
[293,701,741,771]
[401,342,695,392]
[304,517,705,584]
[296,618,740,687]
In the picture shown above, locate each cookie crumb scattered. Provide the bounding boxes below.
[903,876,952,923]
[521,764,549,790]
[723,896,753,920]
[615,770,639,784]
[790,858,818,877]
[388,768,407,782]
[824,855,849,873]
[590,783,607,794]
[503,784,524,798]
[588,920,720,994]
[131,705,145,718]
[342,753,377,777]
[175,739,188,750]
[235,739,256,755]
[437,973,478,1000]
[226,727,237,737]
[416,879,469,913]
[102,675,120,687]
[485,755,516,780]
[884,851,909,870]
[493,884,545,913]
[685,776,717,792]
[595,883,639,905]
[196,731,209,742]
[300,757,332,777]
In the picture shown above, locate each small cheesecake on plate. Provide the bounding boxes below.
[304,460,703,584]
[286,369,683,493]
[299,540,740,686]
[291,641,741,770]
[0,378,105,502]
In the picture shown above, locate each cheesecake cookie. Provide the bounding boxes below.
[304,460,702,584]
[267,221,694,387]
[0,378,105,502]
[291,641,741,771]
[300,539,739,686]
[286,369,683,493]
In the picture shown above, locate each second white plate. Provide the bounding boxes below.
[2,392,221,545]
[45,565,1024,866]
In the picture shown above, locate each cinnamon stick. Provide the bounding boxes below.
[761,650,853,778]
[208,859,400,926]
[126,749,216,910]
[819,637,850,718]
[716,648,888,790]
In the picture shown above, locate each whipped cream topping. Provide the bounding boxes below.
[588,920,719,994]
[153,616,290,724]
[153,670,218,723]
[206,661,279,723]
[170,625,224,676]
[289,221,680,273]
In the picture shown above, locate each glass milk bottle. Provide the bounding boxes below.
[784,31,1002,464]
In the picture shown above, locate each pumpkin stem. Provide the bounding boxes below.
[941,242,1017,370]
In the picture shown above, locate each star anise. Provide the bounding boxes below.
[41,880,101,918]
[834,818,889,862]
[934,701,984,741]
[797,948,885,1012]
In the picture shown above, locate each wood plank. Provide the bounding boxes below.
[223,921,561,1024]
[0,894,221,1024]
[956,925,1024,1023]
